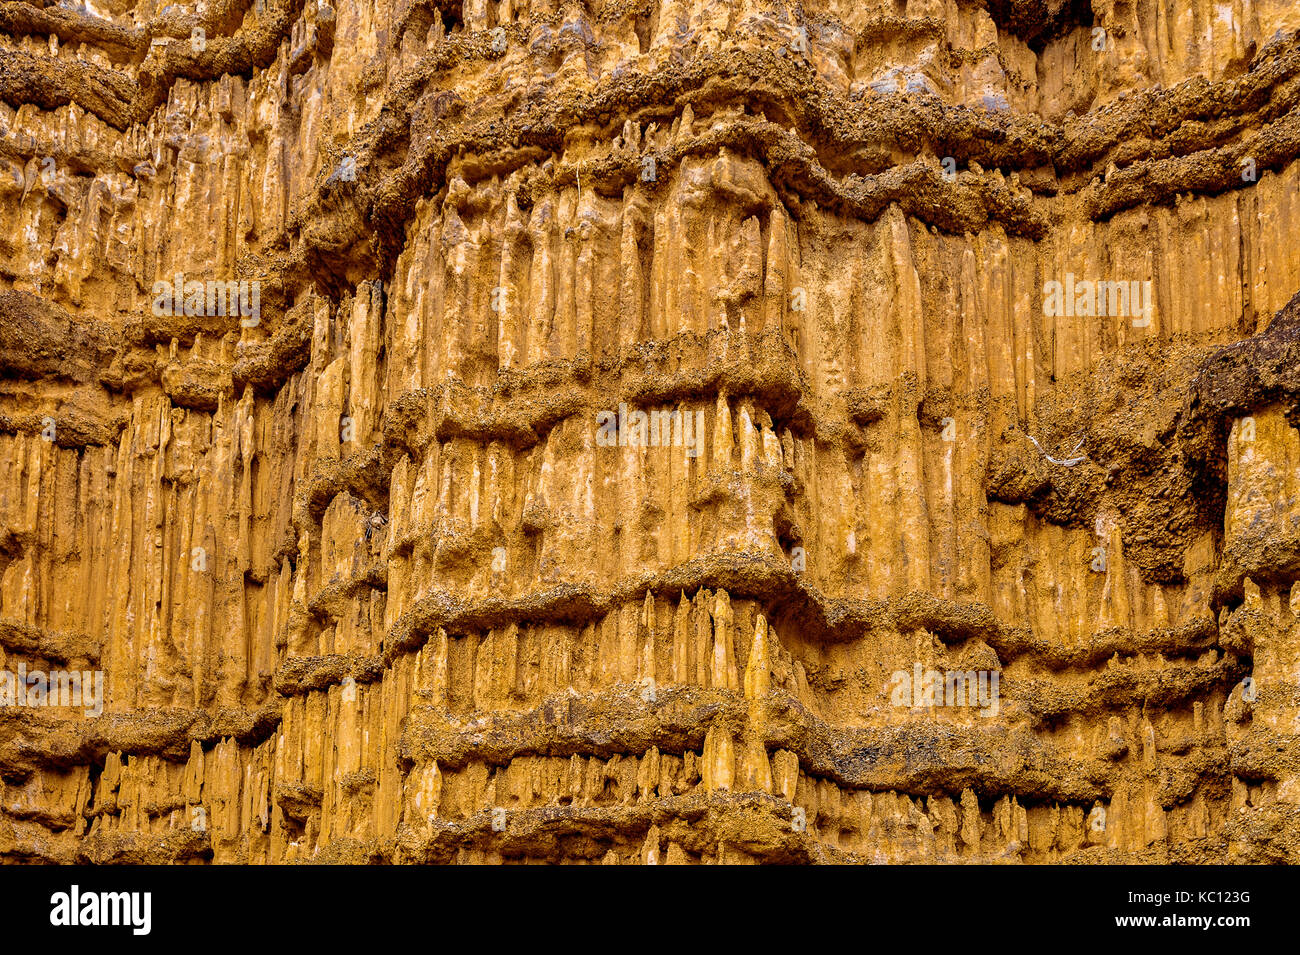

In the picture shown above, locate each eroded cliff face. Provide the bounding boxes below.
[1,0,1299,865]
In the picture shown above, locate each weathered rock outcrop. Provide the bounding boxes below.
[1,0,1299,864]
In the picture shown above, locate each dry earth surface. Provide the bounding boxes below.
[1,0,1300,864]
